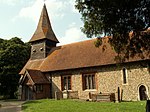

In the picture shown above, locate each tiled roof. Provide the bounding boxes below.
[19,59,44,74]
[40,38,116,72]
[27,69,49,84]
[20,37,149,74]
[29,4,59,43]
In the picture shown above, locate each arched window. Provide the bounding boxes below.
[122,68,127,84]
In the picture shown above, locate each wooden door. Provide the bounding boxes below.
[25,86,33,100]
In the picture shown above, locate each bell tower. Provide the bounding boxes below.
[29,4,59,60]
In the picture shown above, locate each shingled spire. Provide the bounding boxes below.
[29,4,59,43]
[30,4,59,60]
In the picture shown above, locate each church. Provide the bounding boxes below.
[19,4,150,101]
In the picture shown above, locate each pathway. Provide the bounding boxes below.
[0,100,25,112]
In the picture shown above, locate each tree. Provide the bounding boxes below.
[75,0,150,62]
[0,37,30,98]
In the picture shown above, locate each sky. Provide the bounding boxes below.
[0,0,90,45]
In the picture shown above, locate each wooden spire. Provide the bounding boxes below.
[29,4,59,43]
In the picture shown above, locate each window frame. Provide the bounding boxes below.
[36,84,43,92]
[122,67,128,84]
[82,73,96,90]
[61,75,72,91]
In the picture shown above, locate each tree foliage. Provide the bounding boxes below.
[0,37,30,98]
[75,0,150,62]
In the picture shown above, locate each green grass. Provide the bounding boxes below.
[22,99,146,112]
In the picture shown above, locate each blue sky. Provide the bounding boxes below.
[0,0,89,45]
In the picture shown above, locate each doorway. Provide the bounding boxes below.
[139,85,147,100]
[25,86,33,100]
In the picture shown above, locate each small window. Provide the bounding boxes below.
[36,85,43,92]
[61,75,71,91]
[122,68,127,84]
[82,73,96,90]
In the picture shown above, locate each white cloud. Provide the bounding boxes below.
[68,0,79,13]
[58,25,88,45]
[0,0,19,5]
[18,0,42,23]
[16,0,67,23]
[14,0,78,22]
[44,0,66,19]
[68,22,77,28]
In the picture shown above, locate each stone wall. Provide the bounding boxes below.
[52,75,62,98]
[51,60,150,101]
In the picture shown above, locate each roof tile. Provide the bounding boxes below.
[20,38,149,74]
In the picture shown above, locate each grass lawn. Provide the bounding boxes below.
[22,99,146,112]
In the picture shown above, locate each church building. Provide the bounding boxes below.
[19,4,150,101]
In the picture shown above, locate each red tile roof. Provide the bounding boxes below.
[19,59,44,74]
[40,38,116,72]
[27,69,49,84]
[20,38,149,74]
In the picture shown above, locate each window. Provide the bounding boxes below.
[36,85,43,92]
[82,73,96,90]
[122,68,127,84]
[61,75,71,91]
